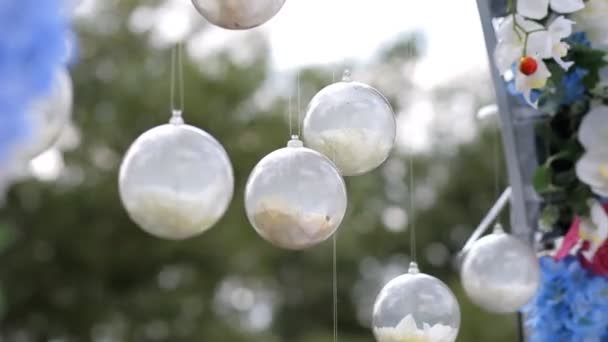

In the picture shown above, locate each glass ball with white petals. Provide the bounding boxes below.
[303,71,396,176]
[245,136,347,250]
[373,262,461,342]
[119,111,234,240]
[20,68,73,159]
[191,0,286,30]
[460,224,540,314]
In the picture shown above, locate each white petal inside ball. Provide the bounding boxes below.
[119,123,234,240]
[303,80,396,176]
[460,227,540,314]
[373,263,461,342]
[245,137,347,250]
[191,0,286,30]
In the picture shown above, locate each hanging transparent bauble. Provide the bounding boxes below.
[191,0,286,30]
[303,70,396,177]
[244,135,347,250]
[119,111,234,240]
[19,68,73,160]
[373,262,461,342]
[460,223,540,314]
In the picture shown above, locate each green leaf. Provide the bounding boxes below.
[533,165,552,193]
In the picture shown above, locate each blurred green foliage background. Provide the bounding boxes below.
[0,1,520,341]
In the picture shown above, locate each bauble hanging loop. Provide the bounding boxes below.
[303,70,396,176]
[460,223,540,314]
[373,262,461,342]
[191,0,286,30]
[245,135,347,250]
[119,111,234,240]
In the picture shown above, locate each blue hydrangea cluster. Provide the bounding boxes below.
[523,256,608,341]
[561,67,589,105]
[0,0,71,164]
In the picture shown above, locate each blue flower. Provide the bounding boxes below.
[561,67,589,105]
[524,257,608,341]
[567,32,592,48]
[0,0,72,164]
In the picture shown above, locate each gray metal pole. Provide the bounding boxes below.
[474,1,543,340]
[473,0,540,243]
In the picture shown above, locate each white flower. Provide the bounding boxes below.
[578,106,608,150]
[514,59,551,108]
[546,16,576,70]
[373,314,458,342]
[517,0,585,20]
[495,16,575,107]
[576,105,608,196]
[495,15,544,74]
[580,200,608,261]
[571,0,608,49]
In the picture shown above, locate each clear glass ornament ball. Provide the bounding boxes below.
[119,119,234,240]
[373,262,461,342]
[191,0,286,30]
[303,74,396,177]
[460,225,540,314]
[245,136,347,250]
[21,68,73,159]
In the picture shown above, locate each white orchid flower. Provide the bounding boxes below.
[495,15,545,74]
[576,151,608,196]
[547,16,576,70]
[517,0,585,20]
[578,105,608,151]
[572,0,608,49]
[580,200,608,261]
[576,105,608,196]
[515,58,551,108]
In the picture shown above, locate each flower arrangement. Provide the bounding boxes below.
[523,256,608,341]
[0,0,72,165]
[494,0,608,338]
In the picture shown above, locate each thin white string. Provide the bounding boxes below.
[170,43,185,114]
[409,153,417,263]
[331,63,338,342]
[297,70,302,137]
[288,92,293,137]
[333,233,338,342]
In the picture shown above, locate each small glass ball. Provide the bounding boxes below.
[303,75,396,176]
[119,118,234,240]
[191,0,286,30]
[460,225,540,314]
[245,136,347,250]
[21,68,73,159]
[373,262,460,342]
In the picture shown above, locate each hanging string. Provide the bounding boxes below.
[409,152,417,263]
[288,92,293,138]
[332,233,338,342]
[297,70,302,137]
[170,42,185,123]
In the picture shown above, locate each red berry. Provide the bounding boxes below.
[519,56,538,76]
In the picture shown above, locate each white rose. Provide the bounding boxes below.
[571,0,608,49]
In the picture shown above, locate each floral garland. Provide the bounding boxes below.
[0,0,72,165]
[494,0,608,339]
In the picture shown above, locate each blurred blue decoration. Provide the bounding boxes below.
[0,0,72,164]
[566,32,592,48]
[523,256,608,342]
[561,67,589,105]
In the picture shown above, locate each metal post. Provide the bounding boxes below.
[474,1,544,340]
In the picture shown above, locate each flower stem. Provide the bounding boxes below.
[507,0,515,13]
